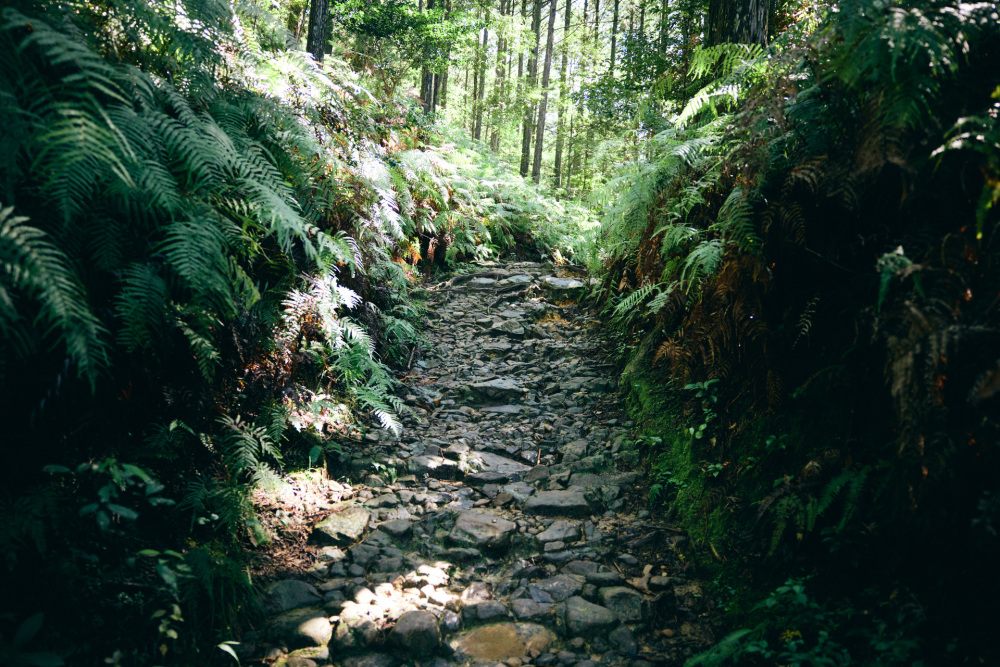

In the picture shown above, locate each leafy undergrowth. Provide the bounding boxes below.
[0,1,592,664]
[594,2,1000,665]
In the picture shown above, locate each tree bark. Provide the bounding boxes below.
[707,0,768,46]
[306,0,329,62]
[609,0,619,75]
[531,0,557,183]
[474,25,488,140]
[660,0,669,57]
[520,0,542,177]
[553,0,571,189]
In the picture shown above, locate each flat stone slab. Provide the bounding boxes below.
[497,274,534,286]
[448,511,517,552]
[524,490,591,518]
[312,506,370,546]
[535,520,580,543]
[490,320,525,338]
[468,277,498,286]
[479,404,523,414]
[541,276,585,296]
[451,623,555,663]
[463,451,531,484]
[469,378,526,401]
[568,472,642,488]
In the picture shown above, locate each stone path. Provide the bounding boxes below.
[252,262,714,667]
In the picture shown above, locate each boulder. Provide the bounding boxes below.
[269,607,332,649]
[264,579,322,613]
[390,610,441,656]
[448,511,517,552]
[311,507,370,546]
[524,490,591,518]
[560,596,617,636]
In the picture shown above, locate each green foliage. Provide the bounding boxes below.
[606,2,1000,663]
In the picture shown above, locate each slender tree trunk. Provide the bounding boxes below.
[639,4,645,43]
[306,0,329,62]
[553,0,571,189]
[474,25,488,140]
[707,0,768,46]
[565,115,575,196]
[609,0,619,75]
[532,0,557,183]
[593,0,600,40]
[520,0,542,177]
[660,0,668,57]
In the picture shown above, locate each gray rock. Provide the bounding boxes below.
[479,404,523,414]
[390,610,441,656]
[468,378,526,401]
[463,451,531,484]
[501,481,536,502]
[448,511,517,552]
[462,601,510,624]
[599,587,648,623]
[560,440,589,463]
[380,519,413,538]
[498,274,533,286]
[512,598,554,623]
[524,490,591,518]
[264,579,322,613]
[541,276,586,298]
[269,607,332,649]
[561,596,618,636]
[585,571,624,587]
[312,507,370,546]
[524,466,550,482]
[407,455,460,479]
[536,520,580,543]
[529,575,584,603]
[349,543,380,566]
[609,625,639,657]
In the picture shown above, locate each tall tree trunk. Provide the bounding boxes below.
[306,0,329,62]
[565,116,575,196]
[553,0,571,189]
[659,0,668,57]
[531,0,557,184]
[593,0,600,40]
[707,0,767,46]
[520,0,542,177]
[491,0,508,152]
[420,0,437,113]
[609,0,619,75]
[474,26,488,140]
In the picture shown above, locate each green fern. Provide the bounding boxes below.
[0,204,109,388]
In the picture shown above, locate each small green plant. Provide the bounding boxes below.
[684,379,720,441]
[371,460,398,485]
[766,433,790,452]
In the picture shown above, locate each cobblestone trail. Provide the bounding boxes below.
[253,262,714,667]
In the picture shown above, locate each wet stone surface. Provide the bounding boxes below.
[253,263,714,666]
